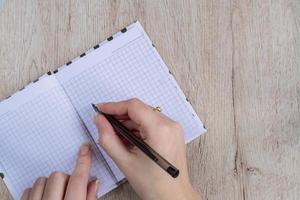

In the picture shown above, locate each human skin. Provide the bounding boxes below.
[93,98,201,200]
[21,98,201,200]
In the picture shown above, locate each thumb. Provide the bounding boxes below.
[93,114,132,165]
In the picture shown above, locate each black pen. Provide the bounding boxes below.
[92,103,180,178]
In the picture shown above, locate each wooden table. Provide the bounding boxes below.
[0,1,299,199]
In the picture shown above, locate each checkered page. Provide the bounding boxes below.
[0,76,117,199]
[56,22,206,189]
[0,21,206,199]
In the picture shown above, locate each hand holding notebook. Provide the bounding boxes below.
[93,100,201,200]
[92,103,180,178]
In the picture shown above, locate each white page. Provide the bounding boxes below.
[0,75,116,199]
[55,22,206,183]
[0,21,206,199]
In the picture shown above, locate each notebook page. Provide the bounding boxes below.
[0,75,116,199]
[55,22,206,183]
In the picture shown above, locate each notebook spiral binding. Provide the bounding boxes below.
[1,26,129,103]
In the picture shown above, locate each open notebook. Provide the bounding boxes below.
[0,21,206,199]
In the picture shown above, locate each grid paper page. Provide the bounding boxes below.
[0,76,116,199]
[56,22,206,185]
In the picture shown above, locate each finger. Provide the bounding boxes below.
[98,98,157,126]
[29,177,47,200]
[120,120,145,140]
[114,114,130,120]
[64,143,92,200]
[43,172,69,200]
[94,114,132,164]
[86,179,99,200]
[121,119,140,131]
[21,188,31,200]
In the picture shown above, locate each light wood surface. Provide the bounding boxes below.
[0,1,299,200]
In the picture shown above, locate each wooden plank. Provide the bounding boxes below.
[0,0,299,200]
[231,0,300,199]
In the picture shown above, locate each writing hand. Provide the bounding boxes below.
[94,98,201,200]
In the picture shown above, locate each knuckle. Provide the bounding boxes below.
[72,173,86,182]
[49,171,67,181]
[35,176,47,185]
[77,157,89,167]
[159,123,172,133]
[159,121,183,136]
[171,121,183,131]
[172,122,184,136]
[129,98,142,107]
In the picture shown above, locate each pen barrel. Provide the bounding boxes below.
[105,113,180,178]
[141,142,180,178]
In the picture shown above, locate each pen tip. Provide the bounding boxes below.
[91,103,97,111]
[91,103,104,115]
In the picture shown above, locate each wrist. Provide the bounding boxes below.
[149,182,200,200]
[181,184,201,200]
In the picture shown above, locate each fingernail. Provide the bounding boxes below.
[95,179,100,192]
[79,143,90,156]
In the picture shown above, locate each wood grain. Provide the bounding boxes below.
[0,0,299,199]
